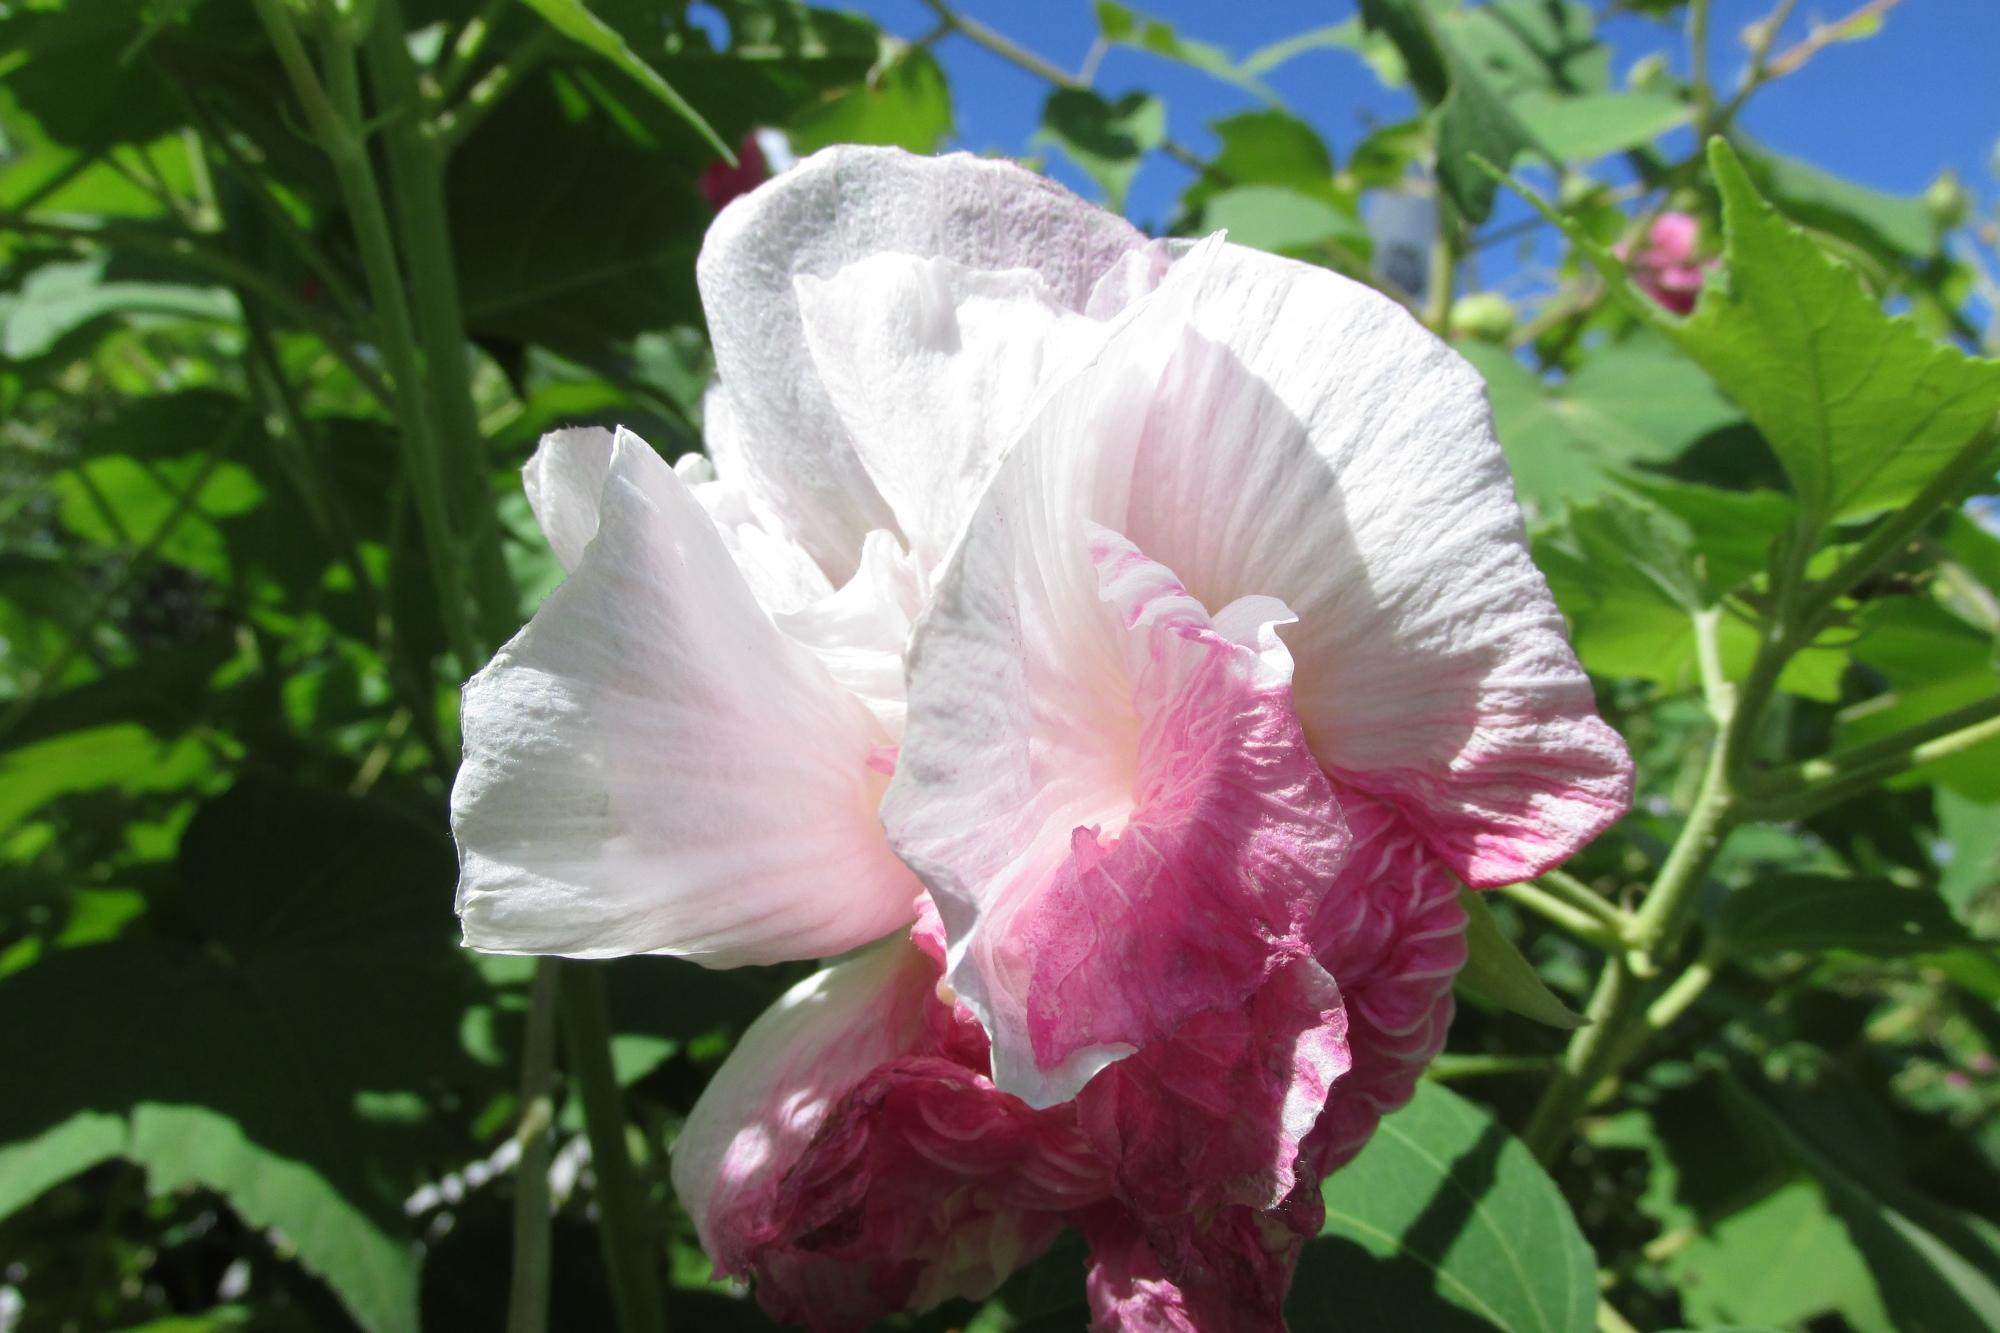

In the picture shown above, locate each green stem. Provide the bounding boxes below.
[1428,1053,1559,1081]
[435,27,561,153]
[1535,867,1630,931]
[361,0,517,648]
[1748,694,2000,820]
[560,966,667,1333]
[253,0,483,675]
[507,958,562,1333]
[1496,880,1625,952]
[1794,423,2000,641]
[1521,953,1643,1160]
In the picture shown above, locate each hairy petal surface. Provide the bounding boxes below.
[888,509,1349,1107]
[697,145,1145,579]
[452,434,917,964]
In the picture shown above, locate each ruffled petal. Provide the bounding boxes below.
[697,145,1145,580]
[795,253,1096,574]
[452,434,917,964]
[674,937,1108,1333]
[1107,244,1631,885]
[1304,784,1466,1173]
[1081,1202,1307,1333]
[1076,955,1349,1217]
[887,513,1348,1108]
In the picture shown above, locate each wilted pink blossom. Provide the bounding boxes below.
[1620,211,1707,315]
[451,145,1631,1328]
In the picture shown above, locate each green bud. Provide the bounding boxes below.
[1449,293,1516,341]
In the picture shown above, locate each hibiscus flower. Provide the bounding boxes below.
[451,145,1631,1330]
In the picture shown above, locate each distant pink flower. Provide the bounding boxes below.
[451,146,1631,1328]
[699,131,771,211]
[1620,211,1707,315]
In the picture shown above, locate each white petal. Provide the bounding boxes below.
[522,426,615,571]
[669,937,935,1258]
[796,254,1098,575]
[697,145,1146,581]
[452,434,918,965]
[775,529,925,738]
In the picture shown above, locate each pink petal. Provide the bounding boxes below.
[888,517,1349,1107]
[1304,783,1467,1172]
[1097,243,1632,885]
[1082,1203,1306,1333]
[452,434,917,964]
[1076,955,1349,1217]
[698,146,1146,581]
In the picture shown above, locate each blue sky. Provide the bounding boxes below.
[839,0,2000,246]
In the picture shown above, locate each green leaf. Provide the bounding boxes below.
[0,778,505,1332]
[1036,89,1164,210]
[1511,90,1688,161]
[1730,1074,2000,1332]
[1550,140,2000,527]
[1739,139,1941,263]
[1718,874,1974,958]
[1202,186,1369,259]
[0,724,215,833]
[0,1110,125,1219]
[513,0,730,157]
[1454,887,1586,1029]
[1936,790,2000,918]
[1458,336,1741,516]
[1842,599,2000,799]
[1670,1179,1893,1331]
[1183,108,1339,212]
[1289,1081,1596,1333]
[1,255,238,361]
[788,44,952,155]
[1091,1,1275,100]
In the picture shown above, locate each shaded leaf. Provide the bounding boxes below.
[1290,1082,1596,1333]
[1719,874,1974,958]
[513,0,730,156]
[789,44,951,155]
[1036,89,1164,210]
[1455,887,1586,1029]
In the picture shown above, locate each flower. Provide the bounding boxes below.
[451,145,1631,1328]
[1620,211,1707,315]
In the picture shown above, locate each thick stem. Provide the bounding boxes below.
[361,0,517,648]
[1497,880,1625,952]
[1521,955,1642,1161]
[253,0,483,674]
[1748,695,2000,820]
[560,967,666,1333]
[507,958,562,1333]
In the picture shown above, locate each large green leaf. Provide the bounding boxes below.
[1288,1082,1596,1333]
[0,778,505,1332]
[1512,90,1688,161]
[1718,874,1974,958]
[1556,140,2000,527]
[1670,1179,1892,1331]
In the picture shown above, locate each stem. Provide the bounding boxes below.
[253,0,484,674]
[1521,953,1643,1160]
[1497,880,1625,952]
[1687,0,1715,141]
[1535,867,1629,931]
[361,0,517,648]
[1428,1053,1558,1081]
[1748,694,2000,820]
[436,26,561,153]
[560,966,667,1333]
[507,958,562,1333]
[1794,423,2000,641]
[920,0,1081,89]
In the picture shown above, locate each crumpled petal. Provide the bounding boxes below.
[1076,954,1349,1217]
[697,145,1146,580]
[452,433,917,964]
[1303,783,1467,1173]
[1081,1200,1310,1333]
[887,515,1349,1108]
[673,936,1108,1333]
[1110,243,1632,886]
[796,253,1098,575]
